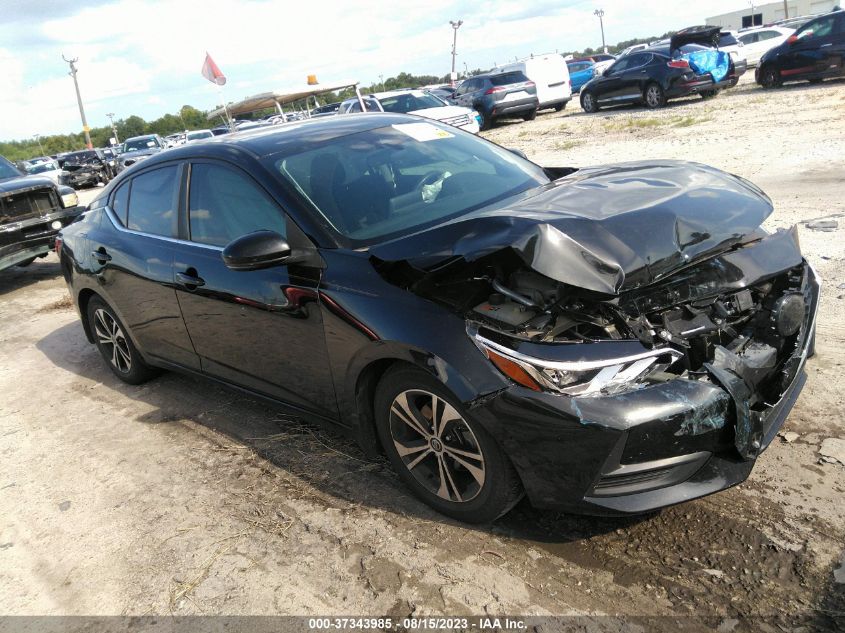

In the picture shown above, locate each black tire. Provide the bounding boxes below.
[759,66,782,89]
[475,108,492,131]
[580,91,599,113]
[700,89,718,99]
[644,82,666,109]
[87,296,160,385]
[374,365,523,523]
[554,101,566,112]
[522,108,537,121]
[16,257,36,268]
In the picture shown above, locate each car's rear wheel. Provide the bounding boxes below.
[700,89,718,99]
[374,365,522,523]
[580,91,599,113]
[759,66,782,89]
[644,83,666,108]
[87,297,160,385]
[522,108,537,121]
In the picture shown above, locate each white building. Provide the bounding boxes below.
[706,0,839,29]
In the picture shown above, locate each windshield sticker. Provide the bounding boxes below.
[392,122,454,142]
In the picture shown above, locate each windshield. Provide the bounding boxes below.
[28,162,58,174]
[63,151,97,163]
[379,93,447,113]
[187,131,211,140]
[0,157,22,179]
[268,122,549,246]
[122,137,160,152]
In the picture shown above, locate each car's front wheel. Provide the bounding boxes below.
[700,89,718,99]
[580,91,599,113]
[644,83,666,108]
[374,365,522,523]
[87,297,160,385]
[475,108,492,131]
[522,108,537,121]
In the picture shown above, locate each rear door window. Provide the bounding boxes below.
[126,165,179,237]
[188,163,286,247]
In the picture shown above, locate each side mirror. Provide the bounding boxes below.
[222,230,292,271]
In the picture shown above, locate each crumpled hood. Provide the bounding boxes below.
[369,160,773,295]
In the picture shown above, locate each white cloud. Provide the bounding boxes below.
[1,0,745,141]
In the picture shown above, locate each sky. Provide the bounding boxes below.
[0,0,745,142]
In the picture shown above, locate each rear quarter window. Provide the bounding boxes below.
[490,72,528,86]
[111,182,130,225]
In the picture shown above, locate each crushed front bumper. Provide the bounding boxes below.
[469,257,820,516]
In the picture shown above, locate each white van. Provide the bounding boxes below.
[492,54,572,111]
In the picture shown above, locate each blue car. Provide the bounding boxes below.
[567,60,596,93]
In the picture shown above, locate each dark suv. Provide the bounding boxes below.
[0,155,82,271]
[451,71,538,130]
[756,9,845,88]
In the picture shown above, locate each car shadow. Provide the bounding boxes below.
[0,256,62,297]
[35,320,640,541]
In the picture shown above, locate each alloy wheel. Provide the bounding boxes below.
[582,92,595,112]
[646,85,663,108]
[93,308,132,373]
[388,389,486,503]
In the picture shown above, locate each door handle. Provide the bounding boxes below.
[92,249,111,263]
[176,271,205,288]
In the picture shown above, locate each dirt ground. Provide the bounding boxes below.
[1,74,844,630]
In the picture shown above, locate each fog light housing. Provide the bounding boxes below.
[51,220,62,230]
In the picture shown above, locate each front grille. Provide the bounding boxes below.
[441,114,470,127]
[1,188,58,225]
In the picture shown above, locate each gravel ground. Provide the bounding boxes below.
[1,75,844,630]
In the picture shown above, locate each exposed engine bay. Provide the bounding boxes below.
[374,226,812,411]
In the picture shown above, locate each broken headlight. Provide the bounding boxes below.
[472,331,683,397]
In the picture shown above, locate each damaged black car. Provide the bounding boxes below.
[1,155,83,271]
[58,149,114,189]
[58,114,819,523]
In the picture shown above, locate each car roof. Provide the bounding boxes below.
[123,113,422,164]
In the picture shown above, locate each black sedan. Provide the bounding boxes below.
[58,114,819,523]
[756,8,845,88]
[580,29,739,112]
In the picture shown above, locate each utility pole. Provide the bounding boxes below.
[379,74,385,92]
[62,55,93,149]
[449,20,463,85]
[33,134,45,156]
[783,0,789,19]
[594,9,607,54]
[106,112,119,145]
